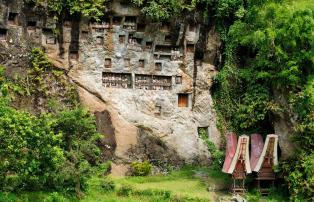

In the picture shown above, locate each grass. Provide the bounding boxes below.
[0,166,229,202]
[112,166,230,201]
[0,166,288,202]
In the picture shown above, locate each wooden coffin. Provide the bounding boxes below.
[222,132,237,173]
[227,135,252,175]
[253,134,278,175]
[250,133,264,171]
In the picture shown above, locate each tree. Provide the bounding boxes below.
[0,98,65,191]
[25,0,107,20]
[131,0,194,21]
[213,0,314,199]
[54,107,102,197]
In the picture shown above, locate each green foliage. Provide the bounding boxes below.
[0,192,18,202]
[235,84,270,130]
[54,107,102,197]
[131,0,191,21]
[21,48,78,108]
[198,129,224,170]
[0,98,102,196]
[213,0,314,200]
[215,0,244,20]
[27,48,53,97]
[0,166,229,201]
[246,189,261,202]
[214,0,314,132]
[0,98,65,191]
[290,76,314,153]
[117,184,134,196]
[0,47,100,197]
[25,0,106,20]
[100,178,115,192]
[131,161,153,176]
[132,188,171,199]
[0,65,26,98]
[93,161,112,177]
[31,47,52,73]
[281,153,314,201]
[43,192,68,202]
[0,65,9,96]
[245,187,288,202]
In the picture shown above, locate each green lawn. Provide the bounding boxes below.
[110,166,230,201]
[0,167,230,202]
[0,166,287,202]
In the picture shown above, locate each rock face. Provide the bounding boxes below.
[0,0,222,174]
[273,88,296,159]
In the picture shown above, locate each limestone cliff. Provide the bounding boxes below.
[0,0,224,174]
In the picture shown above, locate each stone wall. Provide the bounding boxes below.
[0,0,223,175]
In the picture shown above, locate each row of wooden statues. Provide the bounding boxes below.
[222,133,279,195]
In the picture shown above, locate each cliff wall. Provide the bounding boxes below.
[0,0,222,174]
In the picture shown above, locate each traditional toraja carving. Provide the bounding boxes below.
[253,134,278,195]
[227,135,251,174]
[222,134,251,194]
[253,134,278,172]
[222,132,237,173]
[223,133,279,195]
[250,134,264,171]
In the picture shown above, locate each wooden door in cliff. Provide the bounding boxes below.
[178,94,189,107]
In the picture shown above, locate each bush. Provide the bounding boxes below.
[43,192,68,202]
[0,192,18,202]
[100,178,115,192]
[54,107,103,197]
[117,184,133,196]
[133,189,171,199]
[0,99,65,192]
[130,161,152,176]
[198,129,224,170]
[0,98,102,196]
[246,189,261,202]
[93,161,112,177]
[2,175,22,192]
[281,153,314,201]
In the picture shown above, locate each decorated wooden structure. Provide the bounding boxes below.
[222,133,251,194]
[250,134,264,172]
[252,134,278,195]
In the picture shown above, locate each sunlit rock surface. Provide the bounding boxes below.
[0,0,224,175]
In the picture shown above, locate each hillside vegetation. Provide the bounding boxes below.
[0,0,313,201]
[213,0,314,200]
